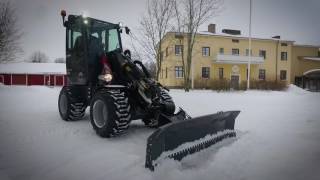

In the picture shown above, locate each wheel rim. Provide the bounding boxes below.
[93,100,108,128]
[59,93,68,115]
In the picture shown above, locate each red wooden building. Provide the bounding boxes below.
[0,63,67,86]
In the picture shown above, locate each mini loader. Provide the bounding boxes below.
[58,11,240,170]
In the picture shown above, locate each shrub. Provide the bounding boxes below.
[210,79,231,91]
[241,80,287,91]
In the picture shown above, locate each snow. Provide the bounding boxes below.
[0,63,66,74]
[198,31,294,42]
[1,85,320,180]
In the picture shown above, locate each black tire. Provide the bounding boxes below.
[159,88,175,115]
[90,89,131,137]
[58,86,87,121]
[143,88,175,127]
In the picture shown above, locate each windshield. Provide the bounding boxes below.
[87,19,121,53]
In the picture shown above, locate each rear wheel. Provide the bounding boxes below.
[90,89,131,137]
[58,86,87,121]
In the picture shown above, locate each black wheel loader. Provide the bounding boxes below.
[58,10,240,170]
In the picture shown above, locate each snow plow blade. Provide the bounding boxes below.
[145,110,240,170]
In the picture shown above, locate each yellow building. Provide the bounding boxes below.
[159,24,320,91]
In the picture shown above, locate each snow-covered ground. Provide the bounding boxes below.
[0,85,320,180]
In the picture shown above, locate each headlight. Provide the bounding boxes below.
[98,74,113,82]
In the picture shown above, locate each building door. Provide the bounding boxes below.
[230,75,239,90]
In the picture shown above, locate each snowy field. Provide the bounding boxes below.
[0,85,320,180]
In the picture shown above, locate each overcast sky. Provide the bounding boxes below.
[9,0,320,61]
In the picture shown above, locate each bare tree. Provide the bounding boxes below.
[174,0,222,91]
[0,1,23,63]
[54,57,66,63]
[28,51,49,63]
[139,0,174,80]
[144,60,157,78]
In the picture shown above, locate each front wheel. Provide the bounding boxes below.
[90,89,131,137]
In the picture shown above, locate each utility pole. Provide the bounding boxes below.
[247,0,252,89]
[191,58,194,89]
[276,39,279,82]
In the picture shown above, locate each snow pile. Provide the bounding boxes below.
[0,86,320,180]
[287,84,309,94]
[0,62,66,74]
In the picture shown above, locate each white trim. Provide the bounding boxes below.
[216,54,264,64]
[303,57,320,61]
[44,74,50,86]
[25,74,28,86]
[303,69,320,76]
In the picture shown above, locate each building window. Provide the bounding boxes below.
[281,52,287,60]
[165,67,168,78]
[202,67,210,78]
[259,69,266,80]
[219,48,224,54]
[232,39,239,43]
[175,45,183,55]
[280,70,287,80]
[259,50,266,59]
[232,48,239,55]
[165,47,169,56]
[175,66,184,78]
[160,51,164,61]
[161,69,164,78]
[281,43,288,46]
[202,47,210,56]
[219,68,224,79]
[246,49,252,56]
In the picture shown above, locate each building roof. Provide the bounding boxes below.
[293,44,320,48]
[303,57,320,61]
[0,63,66,74]
[198,31,295,42]
[167,31,295,43]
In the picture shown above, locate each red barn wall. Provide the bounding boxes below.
[1,74,12,85]
[0,75,4,84]
[28,74,44,85]
[12,74,26,85]
[0,74,67,86]
[55,75,64,86]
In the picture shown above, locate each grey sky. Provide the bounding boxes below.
[10,0,320,61]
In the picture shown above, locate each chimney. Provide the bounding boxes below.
[208,24,216,33]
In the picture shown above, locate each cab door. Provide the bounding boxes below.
[65,19,88,85]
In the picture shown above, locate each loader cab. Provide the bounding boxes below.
[63,14,123,85]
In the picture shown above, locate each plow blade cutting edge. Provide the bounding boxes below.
[145,110,240,170]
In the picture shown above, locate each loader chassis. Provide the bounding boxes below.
[58,14,178,136]
[58,12,240,171]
